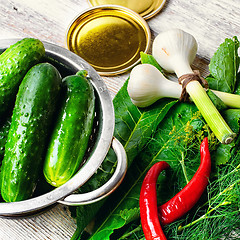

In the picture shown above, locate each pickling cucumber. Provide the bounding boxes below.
[43,71,95,187]
[0,38,45,115]
[0,63,61,202]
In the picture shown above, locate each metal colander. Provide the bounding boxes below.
[0,39,127,217]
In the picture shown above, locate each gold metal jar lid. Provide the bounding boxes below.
[88,0,166,19]
[66,5,151,76]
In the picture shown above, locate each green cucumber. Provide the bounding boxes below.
[0,38,45,115]
[0,63,61,202]
[43,72,95,187]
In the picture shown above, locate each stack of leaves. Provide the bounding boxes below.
[70,36,240,240]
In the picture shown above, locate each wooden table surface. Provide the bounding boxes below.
[0,0,239,239]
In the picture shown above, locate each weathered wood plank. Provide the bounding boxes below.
[0,205,76,240]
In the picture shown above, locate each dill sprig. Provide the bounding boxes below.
[164,151,240,239]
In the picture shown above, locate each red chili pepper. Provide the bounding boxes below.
[158,137,211,226]
[140,161,170,240]
[139,137,211,239]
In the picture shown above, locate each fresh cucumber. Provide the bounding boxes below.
[0,38,45,115]
[43,71,95,187]
[0,63,61,202]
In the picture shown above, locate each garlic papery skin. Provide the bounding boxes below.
[152,28,197,77]
[127,64,182,107]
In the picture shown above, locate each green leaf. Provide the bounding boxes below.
[222,109,240,133]
[206,89,227,111]
[116,94,177,164]
[233,72,240,94]
[140,52,164,73]
[113,80,177,165]
[69,149,118,237]
[88,102,211,240]
[71,79,177,237]
[212,109,240,165]
[207,36,240,93]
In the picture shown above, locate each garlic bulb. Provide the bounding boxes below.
[127,64,181,107]
[152,28,197,77]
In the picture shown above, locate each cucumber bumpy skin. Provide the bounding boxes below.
[0,38,45,116]
[0,117,11,162]
[43,72,95,187]
[0,62,62,202]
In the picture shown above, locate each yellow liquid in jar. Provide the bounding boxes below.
[67,8,148,74]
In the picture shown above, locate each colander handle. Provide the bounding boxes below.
[57,137,127,206]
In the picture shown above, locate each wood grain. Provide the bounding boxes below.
[0,205,76,240]
[0,0,239,239]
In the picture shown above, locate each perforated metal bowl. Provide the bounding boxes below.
[0,39,127,217]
